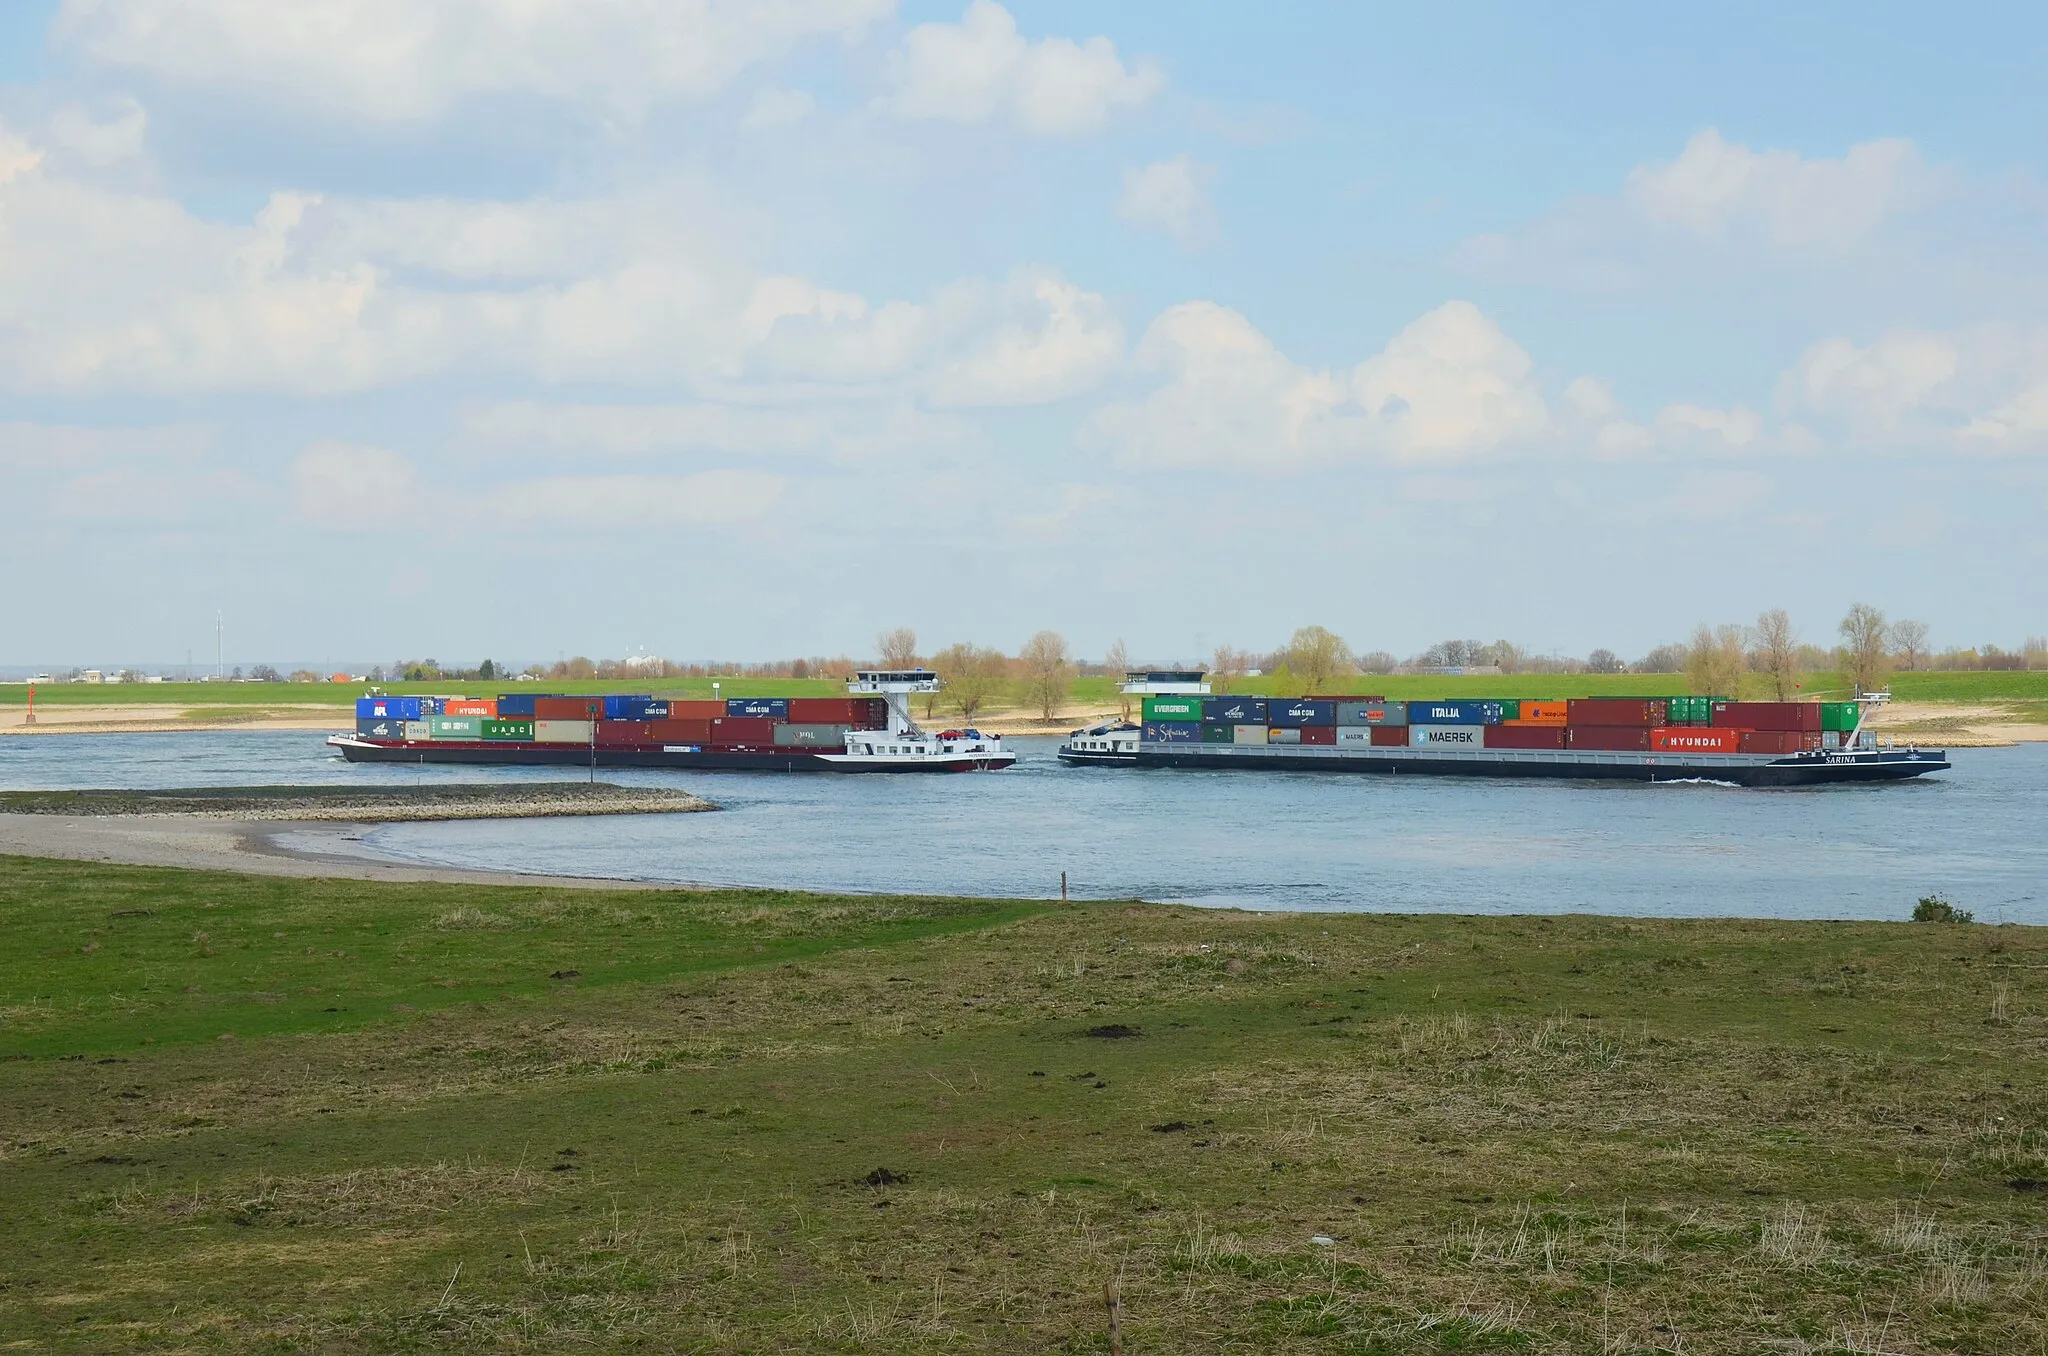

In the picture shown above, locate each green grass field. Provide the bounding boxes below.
[2,856,2043,1352]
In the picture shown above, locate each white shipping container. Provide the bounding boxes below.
[534,719,592,743]
[402,720,431,740]
[1233,724,1268,745]
[1410,724,1483,748]
[1335,726,1372,745]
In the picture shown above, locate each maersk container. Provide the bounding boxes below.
[495,693,542,718]
[1141,721,1200,743]
[1410,724,1484,748]
[428,715,480,739]
[1820,702,1860,732]
[1408,701,1501,726]
[354,717,407,740]
[773,723,848,747]
[534,719,591,743]
[1266,727,1303,744]
[1200,723,1235,744]
[727,697,789,720]
[1202,696,1266,724]
[1234,725,1268,745]
[481,718,534,741]
[604,695,668,721]
[1335,726,1372,745]
[356,696,424,720]
[1142,696,1203,722]
[1269,699,1336,727]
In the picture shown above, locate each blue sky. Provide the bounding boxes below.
[4,0,2045,670]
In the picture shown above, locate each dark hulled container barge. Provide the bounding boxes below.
[1059,675,1947,787]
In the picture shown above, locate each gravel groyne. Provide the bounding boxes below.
[0,783,715,822]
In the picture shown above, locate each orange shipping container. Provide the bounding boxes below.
[1650,727,1740,753]
[1519,701,1569,724]
[665,700,725,720]
[534,696,603,720]
[442,698,497,717]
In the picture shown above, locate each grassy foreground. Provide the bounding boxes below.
[2,858,2045,1353]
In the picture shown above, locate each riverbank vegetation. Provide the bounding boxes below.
[2,855,2043,1352]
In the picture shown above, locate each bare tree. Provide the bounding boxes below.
[1018,630,1073,721]
[1750,608,1801,701]
[1586,648,1623,674]
[877,627,920,668]
[1354,650,1398,675]
[1839,603,1893,696]
[1283,626,1353,694]
[1684,624,1747,698]
[930,642,1007,723]
[1209,645,1252,695]
[1635,643,1687,673]
[1103,638,1132,719]
[1489,639,1526,674]
[1888,618,1929,671]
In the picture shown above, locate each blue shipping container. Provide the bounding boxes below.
[1142,721,1201,743]
[354,717,409,740]
[495,693,543,718]
[727,698,789,719]
[1269,699,1336,727]
[1202,697,1268,724]
[604,695,669,720]
[355,696,423,720]
[1407,701,1504,725]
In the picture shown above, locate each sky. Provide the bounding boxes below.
[4,0,2046,671]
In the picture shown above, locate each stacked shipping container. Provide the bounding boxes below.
[354,695,890,749]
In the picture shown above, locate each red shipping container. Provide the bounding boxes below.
[1712,701,1820,732]
[1300,725,1336,745]
[1567,726,1652,751]
[647,718,713,743]
[1485,725,1566,750]
[535,696,603,720]
[664,699,725,719]
[1740,729,1822,754]
[1651,727,1741,753]
[1369,725,1407,747]
[595,721,656,746]
[1566,698,1666,727]
[708,717,776,747]
[788,698,858,723]
[442,698,497,717]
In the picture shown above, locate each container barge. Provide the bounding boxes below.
[1059,675,1947,787]
[328,670,1015,772]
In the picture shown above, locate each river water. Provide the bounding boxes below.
[2,732,2041,922]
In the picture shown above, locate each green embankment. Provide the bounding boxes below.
[2,856,2043,1352]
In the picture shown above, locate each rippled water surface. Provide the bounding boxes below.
[3,731,2041,921]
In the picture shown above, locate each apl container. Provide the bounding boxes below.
[1202,697,1266,724]
[727,698,789,720]
[773,723,848,746]
[1410,724,1484,748]
[1141,721,1201,743]
[428,715,481,739]
[481,719,534,741]
[534,719,591,743]
[1407,701,1501,725]
[356,696,423,720]
[1142,696,1203,722]
[1269,699,1336,727]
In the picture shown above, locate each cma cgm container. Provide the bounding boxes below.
[1142,696,1203,722]
[1712,701,1820,732]
[1336,700,1406,726]
[1567,698,1665,727]
[1202,696,1267,724]
[1568,726,1651,751]
[727,697,789,720]
[603,695,668,721]
[1485,725,1566,750]
[1652,727,1741,753]
[1270,699,1336,727]
[1142,721,1200,743]
[1409,701,1501,726]
[356,696,424,721]
[1410,724,1484,748]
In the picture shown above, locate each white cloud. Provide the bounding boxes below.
[293,441,421,526]
[1116,155,1216,246]
[1784,326,2048,451]
[877,0,1163,135]
[49,466,255,521]
[483,470,787,527]
[741,87,816,131]
[1085,300,1551,469]
[0,421,212,471]
[46,99,149,167]
[55,0,892,120]
[1626,129,1934,247]
[1654,403,1762,448]
[462,400,989,470]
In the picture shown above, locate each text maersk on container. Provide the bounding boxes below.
[1410,725,1484,746]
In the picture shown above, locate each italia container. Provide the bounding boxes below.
[1408,701,1501,725]
[495,693,542,718]
[727,697,789,720]
[1335,701,1406,727]
[1202,696,1266,724]
[1485,725,1565,750]
[442,698,497,718]
[428,715,481,739]
[1820,702,1861,732]
[356,696,424,721]
[604,695,668,721]
[774,723,848,747]
[1567,726,1650,751]
[481,719,535,741]
[1269,699,1336,727]
[1142,696,1203,722]
[1651,727,1740,753]
[534,719,591,743]
[1711,701,1820,732]
[1410,724,1484,748]
[355,717,407,740]
[1566,698,1665,727]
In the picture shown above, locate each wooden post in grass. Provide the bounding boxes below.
[23,683,33,726]
[1104,1275,1122,1355]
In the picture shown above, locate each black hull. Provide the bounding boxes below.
[1129,747,1949,787]
[330,740,1010,774]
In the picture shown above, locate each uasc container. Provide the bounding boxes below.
[1142,696,1203,722]
[1410,724,1484,747]
[1202,697,1267,724]
[481,719,534,741]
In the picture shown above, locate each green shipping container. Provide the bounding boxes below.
[1820,702,1860,732]
[1142,696,1202,722]
[1496,699,1521,721]
[481,719,534,741]
[1668,696,1714,724]
[1200,723,1235,743]
[429,715,481,739]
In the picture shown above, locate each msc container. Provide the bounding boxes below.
[1820,702,1861,732]
[595,721,656,746]
[665,699,726,720]
[1269,699,1336,727]
[1567,726,1651,751]
[481,719,535,741]
[773,723,848,747]
[1370,725,1407,747]
[494,693,542,718]
[1408,701,1502,726]
[355,696,424,720]
[1410,724,1484,748]
[428,715,481,739]
[727,697,789,720]
[708,717,777,746]
[1234,724,1268,745]
[534,719,591,743]
[1651,727,1740,753]
[1142,696,1203,722]
[1516,701,1568,725]
[534,696,602,721]
[1566,698,1665,727]
[441,698,497,718]
[603,695,668,721]
[1141,721,1201,743]
[1712,701,1820,732]
[1485,725,1565,750]
[354,717,408,740]
[648,718,712,744]
[1202,696,1267,724]
[1200,723,1235,744]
